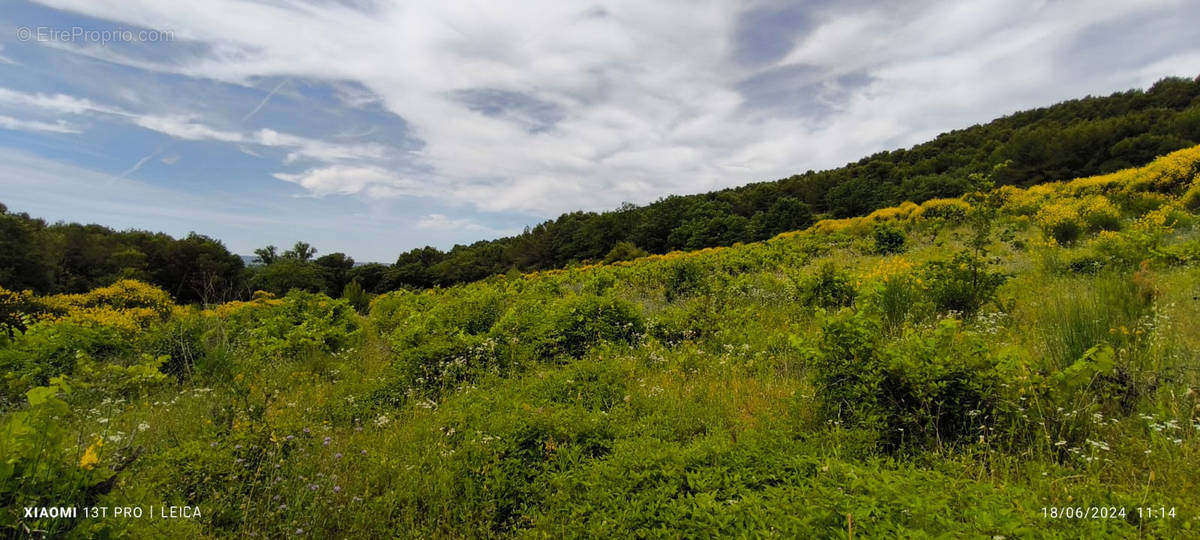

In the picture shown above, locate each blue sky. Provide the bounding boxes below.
[1,0,1198,262]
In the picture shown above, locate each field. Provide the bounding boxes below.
[4,147,1200,537]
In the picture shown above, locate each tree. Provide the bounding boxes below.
[603,241,649,264]
[253,245,278,265]
[248,259,324,295]
[315,252,355,297]
[0,205,52,292]
[282,241,317,262]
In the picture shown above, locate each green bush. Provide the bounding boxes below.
[664,259,709,302]
[0,322,128,408]
[550,295,645,359]
[859,274,930,334]
[799,262,856,310]
[920,251,1008,315]
[871,222,908,254]
[647,298,715,346]
[223,290,361,363]
[802,312,1006,452]
[342,280,370,314]
[1,382,116,536]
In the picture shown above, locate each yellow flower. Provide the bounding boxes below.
[79,438,103,469]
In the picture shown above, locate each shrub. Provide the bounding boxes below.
[551,295,645,359]
[1,382,117,536]
[603,241,649,264]
[798,262,856,310]
[1065,253,1108,275]
[221,290,361,363]
[342,280,370,314]
[859,259,930,333]
[802,312,1005,452]
[871,222,908,254]
[386,332,500,400]
[919,251,1008,315]
[0,322,128,408]
[913,198,971,222]
[1182,182,1200,212]
[647,298,714,346]
[664,259,708,302]
[1035,196,1121,245]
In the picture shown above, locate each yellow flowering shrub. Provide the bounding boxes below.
[206,292,285,319]
[1182,181,1200,212]
[1035,195,1120,245]
[1060,169,1129,196]
[911,198,971,222]
[999,184,1054,216]
[34,280,177,332]
[861,256,915,283]
[810,217,871,235]
[1123,144,1200,194]
[864,201,920,223]
[1131,204,1186,233]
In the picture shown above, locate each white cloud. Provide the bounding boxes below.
[21,0,1200,218]
[416,213,486,232]
[273,165,428,198]
[0,87,126,115]
[0,114,82,133]
[132,114,245,142]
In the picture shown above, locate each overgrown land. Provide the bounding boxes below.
[3,136,1200,536]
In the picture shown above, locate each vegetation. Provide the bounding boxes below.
[3,77,1200,297]
[2,145,1200,537]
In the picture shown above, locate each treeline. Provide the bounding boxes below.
[2,76,1199,299]
[0,208,369,304]
[0,205,244,303]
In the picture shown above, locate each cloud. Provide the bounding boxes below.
[416,213,487,231]
[0,114,82,133]
[132,114,244,142]
[273,165,429,198]
[0,87,126,115]
[19,0,1200,220]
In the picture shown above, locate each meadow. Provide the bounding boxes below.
[3,147,1200,538]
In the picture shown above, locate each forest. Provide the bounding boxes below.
[3,136,1200,536]
[3,76,1200,299]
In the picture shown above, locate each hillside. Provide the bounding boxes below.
[3,146,1199,537]
[382,75,1200,288]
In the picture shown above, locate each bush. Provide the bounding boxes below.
[221,290,361,363]
[664,259,708,302]
[647,298,716,346]
[798,262,856,310]
[550,295,645,359]
[603,241,649,264]
[1,382,117,536]
[0,322,128,408]
[913,198,971,222]
[920,252,1008,315]
[871,222,908,254]
[342,280,370,314]
[1035,196,1121,245]
[859,264,930,333]
[802,312,1006,452]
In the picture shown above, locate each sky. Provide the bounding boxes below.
[1,1,1199,262]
